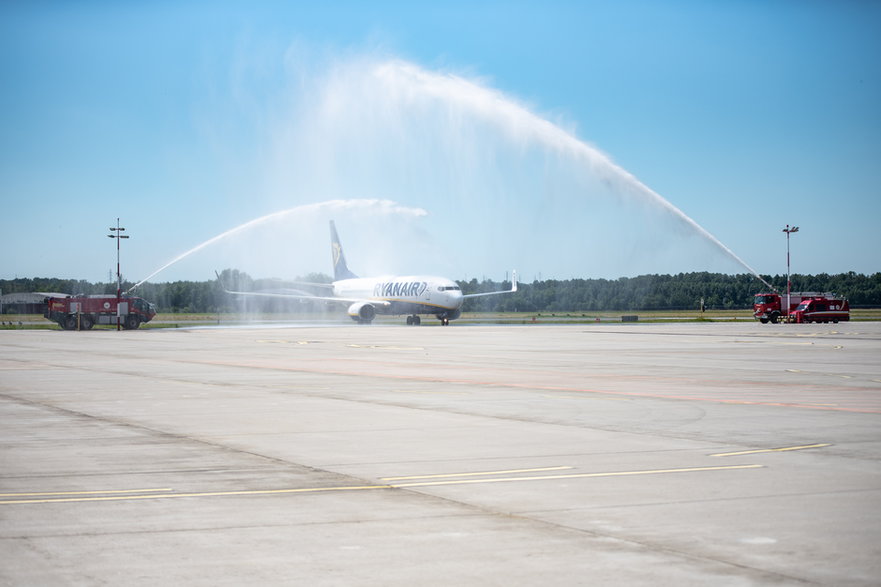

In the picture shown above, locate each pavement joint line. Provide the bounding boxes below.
[710,444,831,457]
[0,464,762,506]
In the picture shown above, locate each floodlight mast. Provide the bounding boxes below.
[107,218,129,331]
[783,224,799,322]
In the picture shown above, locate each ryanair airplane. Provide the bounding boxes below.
[221,221,516,325]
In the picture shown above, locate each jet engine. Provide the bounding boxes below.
[347,302,376,324]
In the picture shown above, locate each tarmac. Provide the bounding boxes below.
[1,321,880,585]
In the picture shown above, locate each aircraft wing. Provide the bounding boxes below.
[222,288,390,308]
[216,272,391,308]
[286,281,334,291]
[463,271,518,299]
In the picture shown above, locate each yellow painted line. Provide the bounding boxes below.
[711,443,831,457]
[390,464,763,488]
[381,466,574,481]
[0,484,390,505]
[1,464,762,505]
[0,488,172,498]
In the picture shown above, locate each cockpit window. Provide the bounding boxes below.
[438,286,461,291]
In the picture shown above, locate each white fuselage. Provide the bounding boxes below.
[333,275,464,315]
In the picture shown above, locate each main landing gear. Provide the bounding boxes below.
[405,314,452,326]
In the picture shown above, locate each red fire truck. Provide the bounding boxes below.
[44,295,156,330]
[753,292,849,324]
[790,296,850,324]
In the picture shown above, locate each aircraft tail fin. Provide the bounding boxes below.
[330,220,358,281]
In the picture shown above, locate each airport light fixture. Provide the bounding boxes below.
[783,224,799,321]
[108,218,129,330]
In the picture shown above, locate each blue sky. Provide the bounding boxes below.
[2,0,879,285]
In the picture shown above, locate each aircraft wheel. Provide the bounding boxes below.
[415,316,421,325]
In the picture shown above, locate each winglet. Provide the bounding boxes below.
[461,270,519,299]
[214,270,229,292]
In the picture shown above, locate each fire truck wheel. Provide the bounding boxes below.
[79,316,93,330]
[769,313,779,324]
[124,315,140,330]
[759,317,769,324]
[63,316,78,330]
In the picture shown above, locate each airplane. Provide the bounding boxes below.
[219,220,516,325]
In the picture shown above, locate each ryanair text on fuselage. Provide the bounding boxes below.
[374,281,428,298]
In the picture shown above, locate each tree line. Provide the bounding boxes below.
[463,272,881,312]
[2,270,879,314]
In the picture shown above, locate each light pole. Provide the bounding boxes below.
[108,219,129,330]
[783,224,799,322]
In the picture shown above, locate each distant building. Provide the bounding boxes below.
[0,292,68,314]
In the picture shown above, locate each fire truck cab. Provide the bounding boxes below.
[754,292,821,324]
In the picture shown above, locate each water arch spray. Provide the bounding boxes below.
[127,199,426,292]
[131,57,771,291]
[367,60,772,289]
